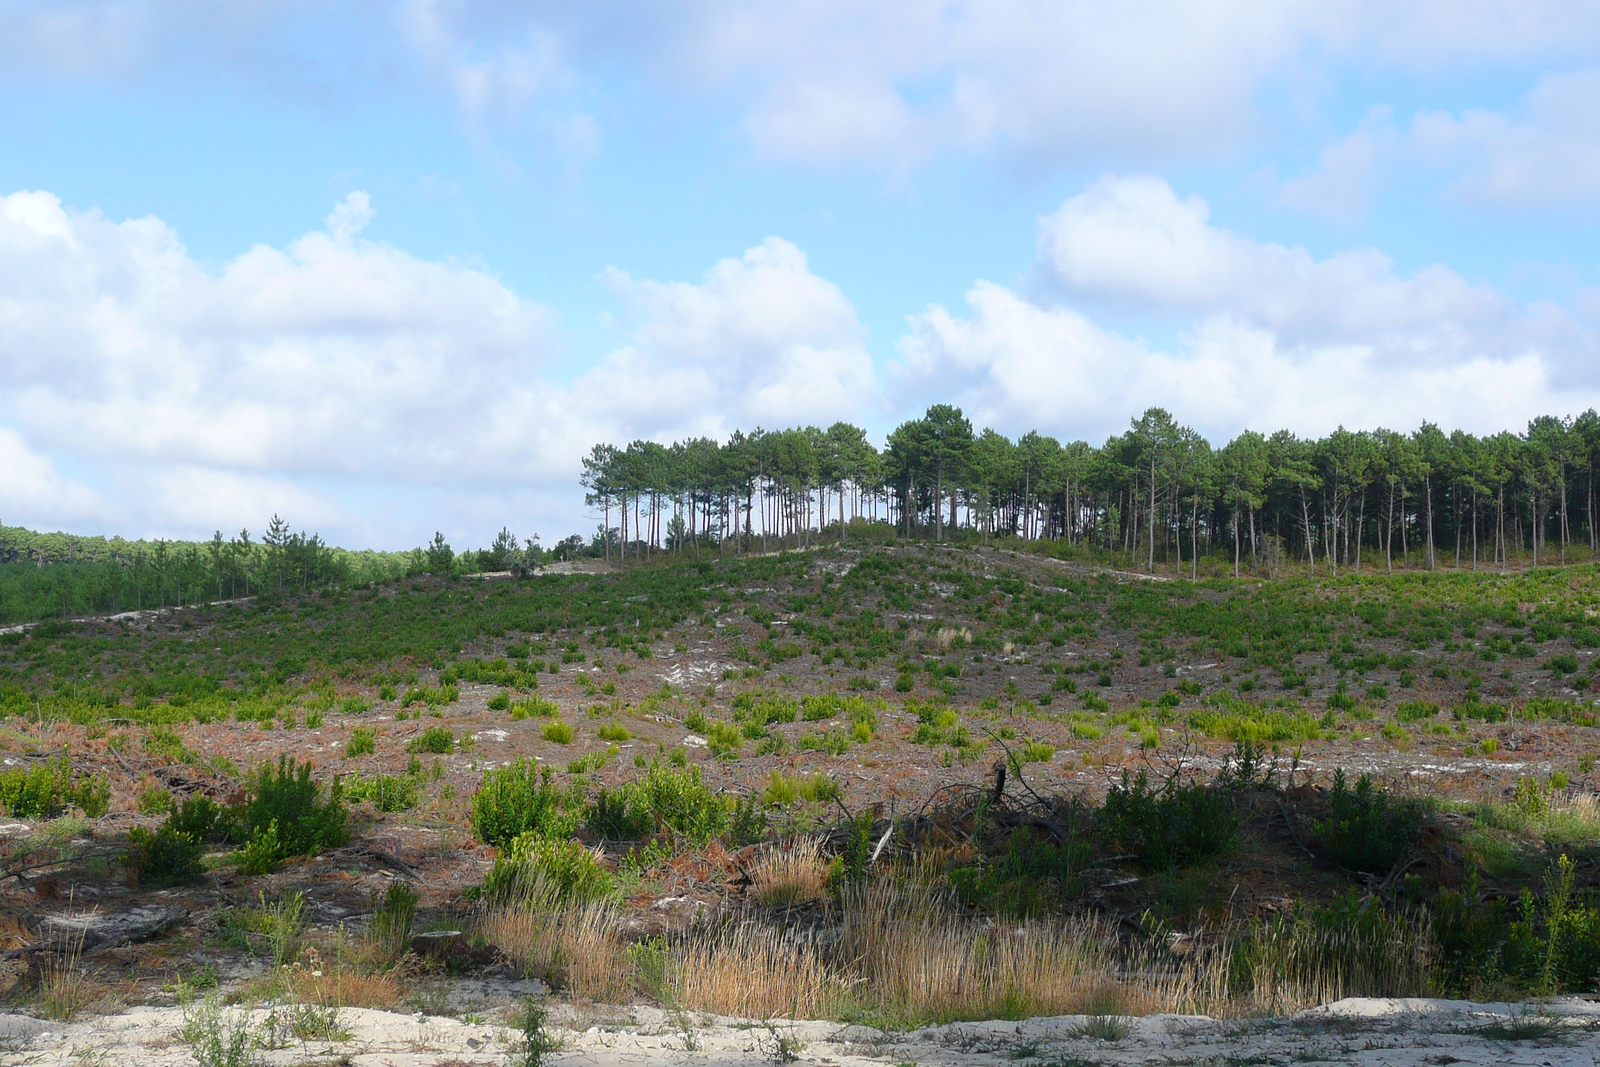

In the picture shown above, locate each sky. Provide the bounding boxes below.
[4,1,1600,551]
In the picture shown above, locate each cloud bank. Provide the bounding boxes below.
[0,190,873,544]
[897,175,1598,443]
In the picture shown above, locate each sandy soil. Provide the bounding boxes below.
[4,997,1600,1067]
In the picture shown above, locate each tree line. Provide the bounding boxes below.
[0,519,597,625]
[579,406,1600,576]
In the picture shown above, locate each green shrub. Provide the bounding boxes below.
[1312,770,1424,874]
[235,820,284,876]
[511,696,560,720]
[137,785,175,815]
[586,782,654,839]
[369,881,418,958]
[126,822,205,887]
[704,720,743,758]
[237,756,348,865]
[541,720,575,744]
[1395,700,1439,723]
[596,721,630,742]
[407,726,454,753]
[471,759,580,848]
[1099,769,1237,871]
[344,727,376,758]
[640,762,726,843]
[0,756,109,818]
[169,795,225,842]
[342,773,420,813]
[481,834,616,905]
[1008,740,1055,771]
[763,771,840,806]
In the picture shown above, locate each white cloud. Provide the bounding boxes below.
[580,237,876,437]
[0,188,568,484]
[1277,107,1397,223]
[1035,175,1523,358]
[899,175,1598,443]
[402,0,570,127]
[1411,68,1600,209]
[0,188,878,543]
[12,1,1600,172]
[0,428,106,526]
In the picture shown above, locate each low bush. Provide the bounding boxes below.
[511,696,560,719]
[1312,770,1425,875]
[342,772,420,813]
[586,782,654,840]
[407,726,454,753]
[344,727,376,758]
[1099,769,1237,871]
[763,770,840,806]
[482,834,617,905]
[640,761,726,843]
[126,821,205,886]
[472,759,581,848]
[169,795,225,842]
[541,720,575,744]
[236,756,348,868]
[0,756,110,819]
[368,881,418,961]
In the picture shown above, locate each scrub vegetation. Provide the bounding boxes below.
[8,408,1600,1027]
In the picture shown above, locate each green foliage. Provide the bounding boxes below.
[471,759,580,848]
[1312,770,1425,874]
[596,721,630,741]
[638,761,726,843]
[369,881,418,955]
[762,770,841,806]
[137,785,175,815]
[949,823,1092,917]
[586,782,654,840]
[0,756,109,818]
[835,810,876,886]
[344,726,376,757]
[511,695,560,719]
[1099,769,1237,871]
[126,820,206,886]
[169,795,225,842]
[235,820,285,876]
[1433,857,1600,996]
[541,720,575,744]
[238,756,348,864]
[342,772,420,812]
[407,725,455,753]
[1395,699,1440,723]
[482,833,616,905]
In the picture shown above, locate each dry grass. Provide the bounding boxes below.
[476,865,1437,1026]
[1224,909,1436,1015]
[36,911,96,1022]
[478,886,632,1003]
[836,878,1124,1022]
[671,924,832,1019]
[271,962,410,1011]
[750,837,829,908]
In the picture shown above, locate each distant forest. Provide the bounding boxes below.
[580,405,1600,576]
[0,520,570,625]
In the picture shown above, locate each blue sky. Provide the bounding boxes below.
[3,1,1600,550]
